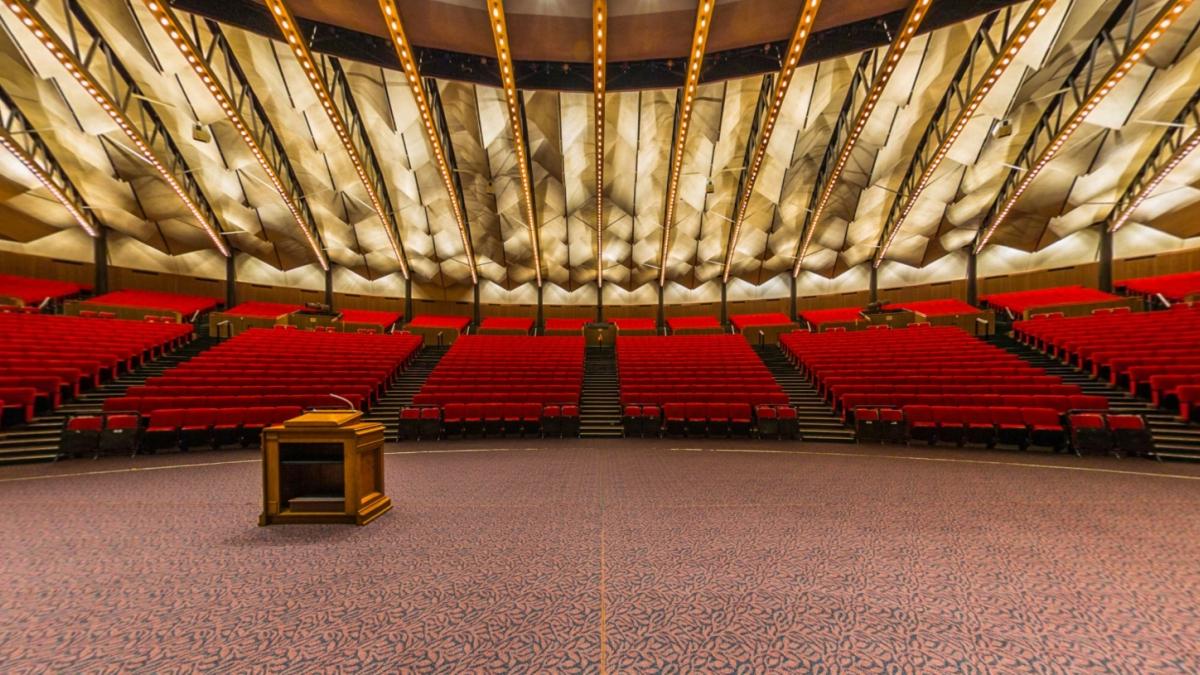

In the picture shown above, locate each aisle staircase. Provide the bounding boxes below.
[0,335,219,465]
[363,345,447,442]
[755,345,856,443]
[580,346,622,438]
[990,334,1200,461]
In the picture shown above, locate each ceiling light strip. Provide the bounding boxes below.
[263,0,408,278]
[2,0,229,255]
[141,0,326,270]
[486,0,543,287]
[975,0,1194,252]
[1109,85,1200,232]
[593,0,607,288]
[793,0,931,275]
[873,0,1058,267]
[657,0,717,287]
[722,0,823,283]
[0,89,99,237]
[377,0,477,284]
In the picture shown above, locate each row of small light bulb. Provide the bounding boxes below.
[724,0,822,283]
[976,0,1193,252]
[488,0,543,287]
[377,0,477,284]
[0,132,97,236]
[874,0,1058,267]
[594,0,607,287]
[143,0,327,270]
[659,0,714,286]
[1110,126,1200,233]
[265,0,409,278]
[5,0,230,255]
[793,0,929,275]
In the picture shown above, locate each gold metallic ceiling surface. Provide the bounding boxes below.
[0,0,1198,304]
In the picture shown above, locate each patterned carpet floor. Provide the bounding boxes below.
[1,441,1198,672]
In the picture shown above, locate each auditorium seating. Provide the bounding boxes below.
[101,329,421,451]
[781,325,1106,450]
[478,317,534,335]
[798,307,863,330]
[883,299,981,316]
[0,313,192,427]
[224,301,303,317]
[730,313,793,331]
[407,336,583,438]
[980,285,1124,318]
[82,290,220,316]
[0,273,85,307]
[667,315,723,335]
[619,335,787,438]
[611,318,658,335]
[338,309,403,330]
[544,317,590,334]
[1014,306,1200,423]
[1116,271,1200,302]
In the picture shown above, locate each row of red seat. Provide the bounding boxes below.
[618,336,785,416]
[981,285,1121,315]
[62,406,303,457]
[82,290,219,316]
[0,274,85,305]
[855,406,1152,456]
[1116,271,1200,301]
[1014,307,1200,420]
[397,403,580,439]
[414,336,584,411]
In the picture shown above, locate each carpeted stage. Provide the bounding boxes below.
[2,441,1199,672]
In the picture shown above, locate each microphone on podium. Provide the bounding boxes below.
[328,394,356,410]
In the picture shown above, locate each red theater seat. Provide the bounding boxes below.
[1069,413,1110,456]
[61,416,102,458]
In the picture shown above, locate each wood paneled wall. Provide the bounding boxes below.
[3,246,1197,317]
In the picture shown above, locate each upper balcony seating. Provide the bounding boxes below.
[102,329,422,421]
[730,313,794,331]
[1014,305,1200,421]
[980,285,1122,317]
[0,274,85,306]
[0,313,191,427]
[1116,271,1200,301]
[82,290,220,316]
[223,302,303,318]
[337,309,403,329]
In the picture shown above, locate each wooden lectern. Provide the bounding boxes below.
[259,410,391,526]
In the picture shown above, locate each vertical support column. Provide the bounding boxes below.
[657,281,665,333]
[537,283,545,335]
[472,282,481,327]
[1098,224,1113,293]
[93,227,109,295]
[789,273,798,322]
[324,266,334,310]
[225,251,237,309]
[868,263,878,306]
[966,247,978,307]
[404,275,414,323]
[720,279,728,326]
[596,282,604,324]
